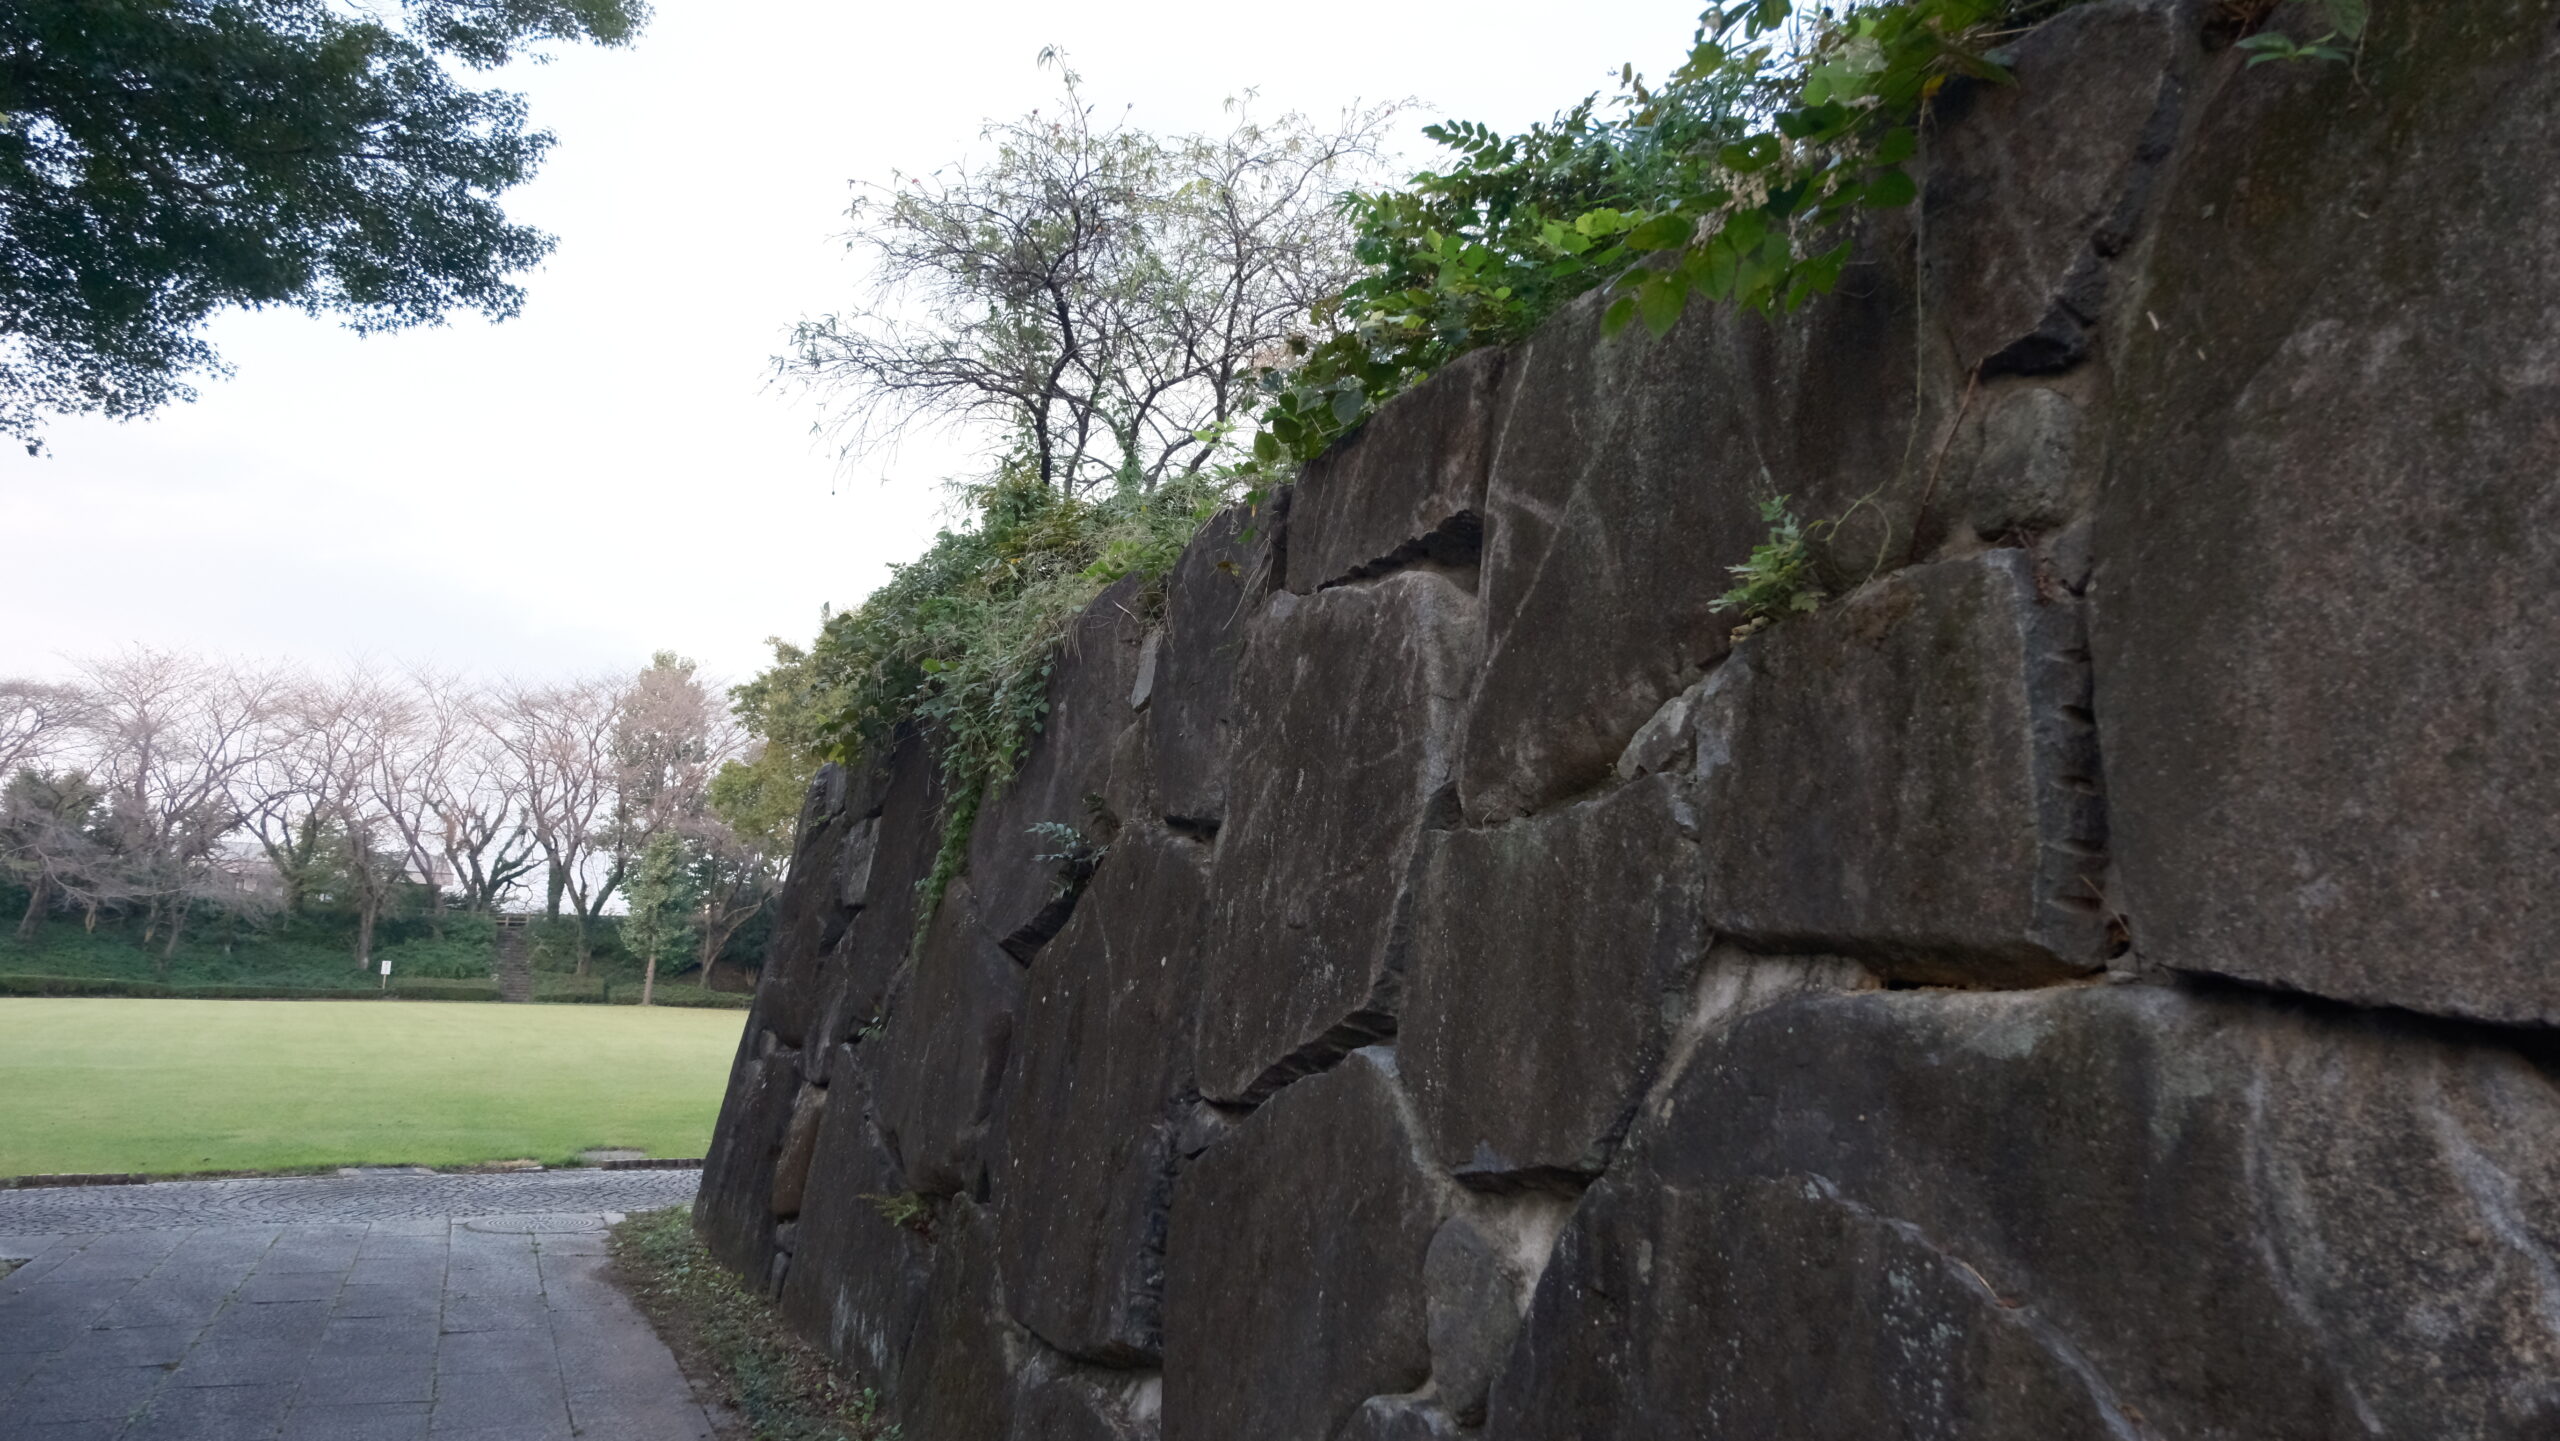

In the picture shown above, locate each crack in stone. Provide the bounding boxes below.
[1796,1172,2161,1441]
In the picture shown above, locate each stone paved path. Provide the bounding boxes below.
[0,1171,717,1440]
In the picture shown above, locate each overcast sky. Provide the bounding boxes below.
[4,0,1688,688]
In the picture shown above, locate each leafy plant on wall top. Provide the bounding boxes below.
[1250,0,2019,473]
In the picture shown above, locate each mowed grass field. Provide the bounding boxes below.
[0,999,746,1177]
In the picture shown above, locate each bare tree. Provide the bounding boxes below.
[491,675,626,974]
[79,650,288,970]
[1,769,122,941]
[0,679,90,779]
[782,56,1394,496]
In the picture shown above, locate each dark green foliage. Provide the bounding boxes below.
[1253,0,2020,470]
[0,0,645,451]
[742,468,1230,914]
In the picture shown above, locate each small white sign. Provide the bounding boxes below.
[379,958,392,976]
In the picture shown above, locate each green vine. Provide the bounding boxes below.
[1250,0,2020,472]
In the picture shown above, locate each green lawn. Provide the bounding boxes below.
[0,999,747,1177]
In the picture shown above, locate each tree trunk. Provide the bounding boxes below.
[640,944,656,1007]
[16,877,46,942]
[157,904,188,978]
[355,898,377,973]
[572,914,590,978]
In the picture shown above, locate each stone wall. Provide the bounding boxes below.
[698,1,2560,1433]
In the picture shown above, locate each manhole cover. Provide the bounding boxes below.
[460,1212,608,1234]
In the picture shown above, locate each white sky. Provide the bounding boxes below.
[3,0,1691,687]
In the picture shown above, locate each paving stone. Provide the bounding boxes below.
[201,1298,327,1347]
[278,1401,431,1441]
[1197,572,1481,1103]
[235,1270,340,1305]
[336,1283,443,1319]
[0,1172,698,1235]
[75,1321,198,1367]
[438,1293,548,1333]
[126,1380,296,1441]
[420,1368,571,1431]
[436,1324,559,1375]
[170,1333,315,1388]
[6,1421,126,1441]
[8,1358,169,1422]
[991,824,1212,1365]
[563,1392,717,1441]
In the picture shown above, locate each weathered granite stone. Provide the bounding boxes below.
[776,1051,935,1391]
[1460,224,1931,823]
[1922,0,2194,374]
[1404,773,1705,1184]
[898,1199,1021,1441]
[1161,1049,1446,1441]
[1288,348,1509,593]
[755,763,862,1050]
[805,727,949,1077]
[1335,1395,1463,1441]
[1940,382,2091,541]
[769,1082,827,1218]
[2091,0,2560,1025]
[1693,549,2110,981]
[1422,1213,1541,1427]
[970,575,1152,959]
[869,877,1025,1197]
[992,826,1211,1365]
[1146,497,1285,834]
[1008,1376,1154,1441]
[695,1030,801,1280]
[1487,984,2560,1440]
[1196,572,1481,1104]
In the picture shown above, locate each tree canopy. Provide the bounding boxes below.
[0,0,647,452]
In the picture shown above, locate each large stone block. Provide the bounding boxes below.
[869,877,1025,1197]
[1921,0,2195,374]
[970,575,1151,959]
[897,1199,1021,1441]
[1486,984,2560,1440]
[776,1051,935,1392]
[753,763,863,1050]
[1161,1049,1446,1441]
[992,825,1211,1366]
[693,1029,803,1281]
[1287,348,1509,593]
[2091,0,2560,1025]
[1693,548,2110,981]
[1007,1376,1155,1441]
[1403,774,1706,1185]
[1195,571,1481,1104]
[1459,224,1933,823]
[1145,498,1286,834]
[804,726,949,1076]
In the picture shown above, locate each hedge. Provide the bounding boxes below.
[0,973,748,1007]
